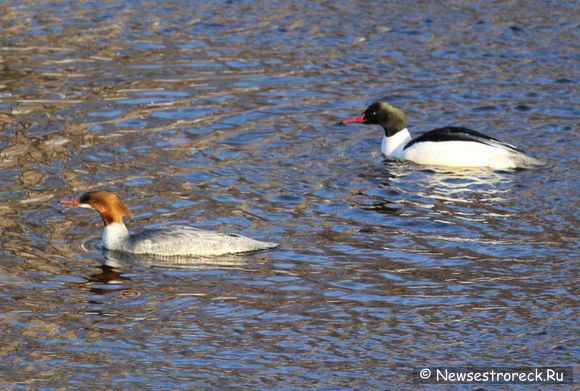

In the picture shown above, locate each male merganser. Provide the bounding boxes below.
[341,102,544,169]
[59,190,278,256]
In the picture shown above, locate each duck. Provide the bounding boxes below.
[59,190,278,257]
[341,102,544,169]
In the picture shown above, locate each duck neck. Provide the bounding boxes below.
[381,128,412,158]
[102,221,130,251]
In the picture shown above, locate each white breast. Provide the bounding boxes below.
[102,222,130,251]
[381,129,413,158]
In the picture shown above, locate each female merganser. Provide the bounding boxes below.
[341,102,544,169]
[59,191,278,257]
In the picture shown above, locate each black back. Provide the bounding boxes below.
[404,127,523,153]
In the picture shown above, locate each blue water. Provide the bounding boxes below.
[0,0,578,389]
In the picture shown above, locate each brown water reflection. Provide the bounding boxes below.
[0,0,578,389]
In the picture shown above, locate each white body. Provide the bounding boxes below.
[381,128,543,170]
[103,223,278,257]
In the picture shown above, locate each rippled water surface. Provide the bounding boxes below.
[0,0,578,389]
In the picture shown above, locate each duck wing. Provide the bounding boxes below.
[127,225,277,256]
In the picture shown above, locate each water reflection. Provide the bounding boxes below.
[415,166,514,201]
[357,161,515,215]
[82,263,132,296]
[101,249,258,270]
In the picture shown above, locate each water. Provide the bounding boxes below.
[0,0,578,389]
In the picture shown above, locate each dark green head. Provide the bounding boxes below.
[342,102,408,137]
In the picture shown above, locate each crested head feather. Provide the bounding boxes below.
[80,190,132,226]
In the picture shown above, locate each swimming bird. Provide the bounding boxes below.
[341,102,544,169]
[59,190,278,256]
